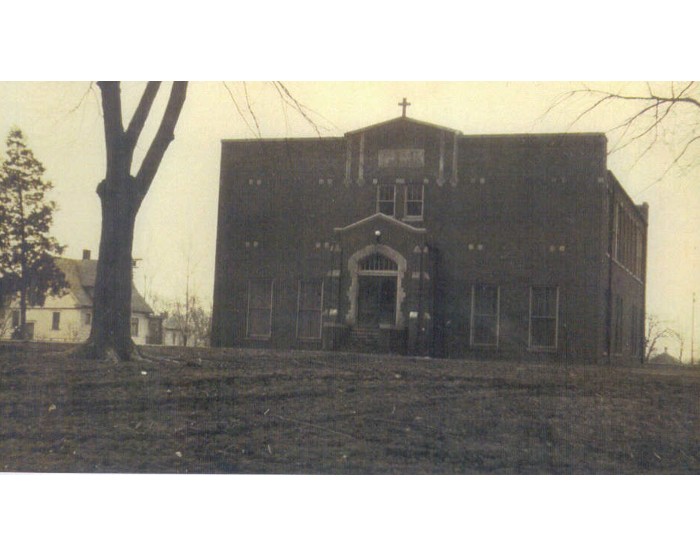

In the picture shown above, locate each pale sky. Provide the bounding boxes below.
[0,81,697,358]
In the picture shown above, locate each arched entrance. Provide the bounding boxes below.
[357,253,398,327]
[346,245,407,328]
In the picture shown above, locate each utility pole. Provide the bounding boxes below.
[690,293,696,365]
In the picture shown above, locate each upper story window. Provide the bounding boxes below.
[377,185,395,216]
[405,184,424,220]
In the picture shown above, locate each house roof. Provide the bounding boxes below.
[345,115,462,136]
[55,258,153,314]
[649,351,681,365]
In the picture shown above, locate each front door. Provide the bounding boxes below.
[25,322,34,341]
[357,276,397,327]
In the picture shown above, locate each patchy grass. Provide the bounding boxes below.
[1,342,699,473]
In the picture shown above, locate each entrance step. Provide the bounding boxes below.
[347,327,386,353]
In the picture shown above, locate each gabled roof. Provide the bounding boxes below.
[55,258,153,314]
[334,212,427,234]
[345,116,462,136]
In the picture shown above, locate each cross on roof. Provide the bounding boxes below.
[398,97,411,117]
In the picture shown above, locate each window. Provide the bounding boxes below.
[376,185,395,216]
[359,253,398,272]
[471,285,499,346]
[297,280,323,340]
[247,279,274,338]
[613,295,623,354]
[52,312,61,331]
[11,310,20,328]
[84,312,92,326]
[404,184,424,219]
[529,287,559,349]
[131,317,139,337]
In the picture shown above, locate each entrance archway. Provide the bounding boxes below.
[357,254,398,327]
[346,245,407,327]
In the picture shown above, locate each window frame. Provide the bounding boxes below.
[376,184,396,217]
[470,285,500,348]
[296,279,324,341]
[246,279,274,339]
[51,312,61,331]
[528,286,559,351]
[404,184,424,221]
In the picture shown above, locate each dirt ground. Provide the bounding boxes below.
[0,342,699,474]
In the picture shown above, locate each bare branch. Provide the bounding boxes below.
[222,82,258,138]
[242,82,262,138]
[135,82,188,202]
[274,81,322,137]
[125,82,162,157]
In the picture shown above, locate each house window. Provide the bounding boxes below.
[247,279,274,338]
[404,184,424,219]
[529,287,559,349]
[131,317,139,337]
[52,312,61,331]
[377,185,395,216]
[11,310,20,328]
[297,280,323,340]
[84,312,92,326]
[470,285,499,347]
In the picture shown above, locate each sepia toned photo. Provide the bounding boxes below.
[1,81,698,479]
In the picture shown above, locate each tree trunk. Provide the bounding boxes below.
[83,175,139,360]
[73,81,187,361]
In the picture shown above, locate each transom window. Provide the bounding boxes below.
[529,287,559,349]
[359,253,398,272]
[471,285,499,347]
[247,279,274,338]
[377,185,395,216]
[297,280,323,340]
[405,184,424,219]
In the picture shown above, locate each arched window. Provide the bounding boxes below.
[359,253,398,272]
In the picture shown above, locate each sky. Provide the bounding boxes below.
[0,81,698,358]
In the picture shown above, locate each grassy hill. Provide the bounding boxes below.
[1,343,699,473]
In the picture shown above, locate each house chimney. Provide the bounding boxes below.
[82,249,91,260]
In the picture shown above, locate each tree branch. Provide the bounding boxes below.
[135,82,188,202]
[125,81,162,160]
[97,81,125,180]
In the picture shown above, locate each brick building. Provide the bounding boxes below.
[211,112,648,363]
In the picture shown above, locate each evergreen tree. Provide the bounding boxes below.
[0,128,67,340]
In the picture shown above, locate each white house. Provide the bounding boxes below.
[1,250,157,345]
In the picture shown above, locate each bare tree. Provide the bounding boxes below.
[548,82,700,186]
[667,328,685,363]
[75,81,316,361]
[76,82,188,361]
[644,315,673,364]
